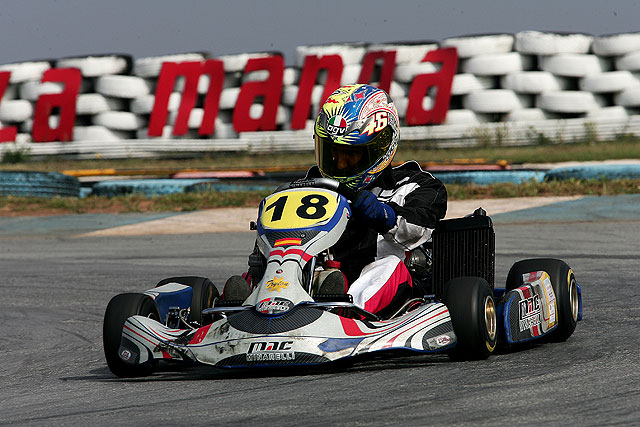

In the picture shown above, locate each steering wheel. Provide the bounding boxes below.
[274,177,358,202]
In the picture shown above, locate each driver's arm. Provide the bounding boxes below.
[382,171,447,250]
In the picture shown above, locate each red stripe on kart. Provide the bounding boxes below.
[146,326,177,341]
[124,324,158,346]
[161,350,172,359]
[269,248,312,262]
[340,307,448,337]
[381,308,449,348]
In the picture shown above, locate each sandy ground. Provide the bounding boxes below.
[80,196,582,236]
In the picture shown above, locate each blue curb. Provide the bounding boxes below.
[545,164,640,181]
[434,170,545,185]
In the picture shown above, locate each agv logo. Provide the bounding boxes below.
[327,115,347,136]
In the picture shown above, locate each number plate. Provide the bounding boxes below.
[260,189,339,230]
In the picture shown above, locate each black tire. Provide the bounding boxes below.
[103,293,160,378]
[506,258,578,342]
[156,276,218,325]
[444,276,497,360]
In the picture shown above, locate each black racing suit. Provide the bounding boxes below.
[304,161,448,284]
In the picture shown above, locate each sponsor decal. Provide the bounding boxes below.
[120,349,132,361]
[274,237,302,247]
[246,340,295,362]
[326,115,348,137]
[519,295,541,332]
[256,297,294,315]
[435,334,452,346]
[542,275,557,325]
[266,276,289,292]
[426,333,454,350]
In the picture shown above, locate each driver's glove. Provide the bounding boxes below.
[352,190,397,233]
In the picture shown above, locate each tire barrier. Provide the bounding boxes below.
[501,71,568,94]
[367,42,439,63]
[539,54,611,77]
[515,31,593,55]
[0,171,80,197]
[294,43,367,67]
[18,81,65,101]
[592,32,640,56]
[461,52,533,76]
[0,100,33,122]
[76,94,127,115]
[95,75,152,99]
[133,52,207,78]
[0,61,50,83]
[451,74,494,95]
[442,34,514,57]
[56,54,132,77]
[536,91,606,114]
[1,31,640,158]
[463,90,529,113]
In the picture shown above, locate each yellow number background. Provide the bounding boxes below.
[260,189,339,229]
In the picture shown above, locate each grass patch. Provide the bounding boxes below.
[1,180,639,216]
[1,136,639,215]
[446,178,640,200]
[0,190,272,216]
[1,135,640,173]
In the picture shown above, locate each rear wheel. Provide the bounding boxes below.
[506,258,578,342]
[156,276,218,325]
[103,293,160,378]
[444,276,497,360]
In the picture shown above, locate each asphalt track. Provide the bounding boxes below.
[1,195,639,426]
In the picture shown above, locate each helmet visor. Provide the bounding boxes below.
[315,126,393,179]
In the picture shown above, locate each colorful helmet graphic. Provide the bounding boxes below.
[314,84,400,191]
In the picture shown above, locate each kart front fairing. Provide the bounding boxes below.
[122,301,455,368]
[118,185,458,369]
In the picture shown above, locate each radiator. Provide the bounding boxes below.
[431,210,495,296]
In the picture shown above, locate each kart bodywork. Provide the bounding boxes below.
[104,179,582,377]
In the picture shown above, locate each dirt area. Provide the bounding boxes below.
[78,196,582,237]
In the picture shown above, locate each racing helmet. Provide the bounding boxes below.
[314,84,400,191]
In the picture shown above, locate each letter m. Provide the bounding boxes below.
[248,342,267,353]
[148,59,224,137]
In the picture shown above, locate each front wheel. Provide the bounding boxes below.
[444,276,497,361]
[506,258,579,342]
[103,293,160,378]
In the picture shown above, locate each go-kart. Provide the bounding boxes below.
[103,178,583,377]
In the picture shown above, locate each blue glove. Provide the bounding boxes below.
[352,190,397,232]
